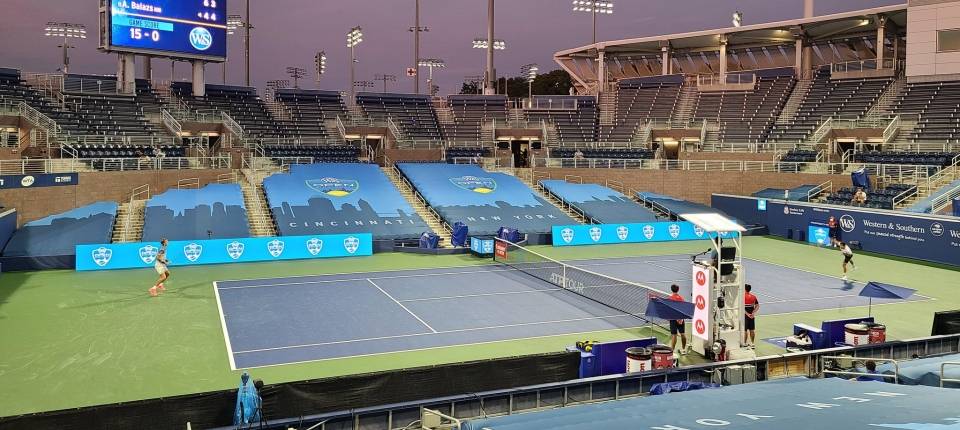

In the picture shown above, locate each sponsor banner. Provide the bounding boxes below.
[807,222,831,247]
[470,237,495,256]
[494,240,508,260]
[0,173,78,189]
[552,221,736,247]
[712,194,960,266]
[691,264,711,341]
[75,233,372,271]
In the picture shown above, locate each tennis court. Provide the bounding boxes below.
[214,242,930,369]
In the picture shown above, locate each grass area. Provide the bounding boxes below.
[0,236,956,417]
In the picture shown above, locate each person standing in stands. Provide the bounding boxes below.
[838,240,856,281]
[743,284,760,347]
[668,284,688,355]
[150,239,170,297]
[827,215,839,247]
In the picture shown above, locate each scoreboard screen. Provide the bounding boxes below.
[104,0,227,61]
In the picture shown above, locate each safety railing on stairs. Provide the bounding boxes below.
[882,115,900,143]
[808,117,833,143]
[221,111,244,142]
[807,180,833,201]
[120,184,150,243]
[161,109,182,136]
[699,119,708,145]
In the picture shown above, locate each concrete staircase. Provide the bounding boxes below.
[775,79,812,125]
[887,118,918,144]
[671,84,698,125]
[112,186,149,243]
[896,165,960,209]
[435,103,455,125]
[240,169,278,237]
[481,119,495,145]
[381,165,453,247]
[598,90,618,126]
[866,75,906,120]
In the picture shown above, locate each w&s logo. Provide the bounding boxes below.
[189,27,213,51]
[839,215,856,233]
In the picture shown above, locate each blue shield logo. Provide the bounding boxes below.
[589,226,602,242]
[694,225,705,238]
[184,243,203,262]
[616,225,629,241]
[138,245,159,264]
[643,225,655,240]
[306,238,324,256]
[449,176,497,194]
[267,239,285,258]
[305,177,360,197]
[226,241,245,260]
[343,236,360,254]
[560,228,575,244]
[668,223,681,239]
[92,247,112,267]
[189,27,213,51]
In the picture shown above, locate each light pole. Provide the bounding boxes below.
[347,26,364,102]
[353,80,375,94]
[409,0,429,94]
[374,74,397,93]
[472,38,505,94]
[286,67,306,89]
[572,1,614,45]
[244,0,253,86]
[418,59,445,97]
[522,64,539,102]
[315,51,327,88]
[44,22,86,74]
[225,15,242,84]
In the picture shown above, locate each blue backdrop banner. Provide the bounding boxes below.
[0,173,78,189]
[712,194,960,266]
[552,221,735,246]
[75,233,373,271]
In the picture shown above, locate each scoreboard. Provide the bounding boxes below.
[100,0,227,61]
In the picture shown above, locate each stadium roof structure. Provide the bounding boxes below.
[554,4,907,90]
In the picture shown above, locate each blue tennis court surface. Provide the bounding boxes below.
[214,255,929,369]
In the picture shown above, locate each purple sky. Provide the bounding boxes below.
[0,0,900,95]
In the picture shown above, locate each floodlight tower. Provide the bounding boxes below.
[521,64,539,101]
[418,59,445,96]
[409,0,430,94]
[44,22,86,74]
[571,1,613,45]
[347,26,364,102]
[472,38,505,94]
[315,51,327,88]
[224,15,242,84]
[374,74,397,92]
[287,67,306,88]
[244,0,253,86]
[484,0,497,95]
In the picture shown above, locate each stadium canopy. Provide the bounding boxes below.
[554,4,906,92]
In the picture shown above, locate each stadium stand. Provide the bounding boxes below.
[272,88,347,140]
[1,201,117,257]
[263,145,360,163]
[445,146,491,162]
[141,184,250,241]
[905,178,960,213]
[852,151,959,167]
[692,68,795,143]
[525,96,598,145]
[0,68,63,119]
[752,184,821,202]
[637,191,739,221]
[356,92,444,143]
[264,163,427,240]
[780,149,820,162]
[539,180,658,223]
[766,67,893,142]
[596,75,683,144]
[824,183,917,210]
[170,82,286,138]
[56,74,161,136]
[891,80,960,142]
[443,95,507,144]
[396,163,575,235]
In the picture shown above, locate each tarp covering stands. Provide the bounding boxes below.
[539,180,658,224]
[397,163,574,235]
[2,202,117,257]
[751,185,819,202]
[264,163,428,240]
[461,377,960,430]
[878,353,960,388]
[637,192,739,223]
[142,184,249,241]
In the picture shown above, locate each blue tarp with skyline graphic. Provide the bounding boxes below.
[539,179,657,224]
[2,201,117,257]
[141,184,249,241]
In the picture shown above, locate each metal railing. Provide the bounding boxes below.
[820,356,901,383]
[941,362,960,388]
[387,117,405,142]
[19,102,61,137]
[929,182,960,214]
[0,156,231,175]
[161,109,182,136]
[119,184,150,243]
[808,117,833,143]
[831,58,897,74]
[883,115,901,143]
[892,186,919,208]
[65,134,180,147]
[336,115,347,139]
[221,111,245,140]
[541,119,550,147]
[699,119,708,144]
[696,72,757,87]
[62,76,120,95]
[807,180,833,201]
[527,98,579,110]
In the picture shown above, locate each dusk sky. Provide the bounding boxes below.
[0,0,900,95]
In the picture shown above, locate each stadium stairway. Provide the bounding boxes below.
[380,165,453,247]
[240,169,279,237]
[899,164,960,210]
[671,84,697,125]
[111,185,149,243]
[509,169,587,224]
[775,79,812,125]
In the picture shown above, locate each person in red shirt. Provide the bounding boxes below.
[743,284,760,347]
[668,284,688,354]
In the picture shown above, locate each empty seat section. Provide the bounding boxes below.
[443,95,507,145]
[446,146,491,162]
[263,145,360,163]
[525,96,598,145]
[263,163,428,240]
[692,68,795,143]
[852,151,959,167]
[141,184,250,241]
[825,183,917,210]
[2,202,117,257]
[890,80,960,142]
[539,180,658,223]
[171,82,286,138]
[397,163,575,235]
[598,75,683,144]
[273,89,348,139]
[356,92,444,144]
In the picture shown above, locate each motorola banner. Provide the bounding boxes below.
[691,264,712,342]
[552,221,737,247]
[76,233,373,271]
[713,194,960,266]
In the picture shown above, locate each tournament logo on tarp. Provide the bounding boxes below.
[305,177,360,197]
[560,228,575,244]
[343,236,360,254]
[306,238,324,256]
[589,226,602,242]
[267,239,285,258]
[642,224,655,240]
[92,247,113,267]
[694,225,705,238]
[668,223,681,239]
[449,176,497,194]
[616,225,629,241]
[226,241,245,260]
[138,245,159,264]
[184,243,203,262]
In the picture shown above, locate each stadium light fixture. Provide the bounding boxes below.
[347,26,364,101]
[733,11,743,27]
[374,74,397,92]
[44,22,86,74]
[472,38,506,50]
[418,59,445,96]
[409,0,429,94]
[315,51,327,87]
[286,66,306,89]
[571,1,613,45]
[521,63,539,101]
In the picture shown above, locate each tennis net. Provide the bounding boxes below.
[493,238,670,329]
